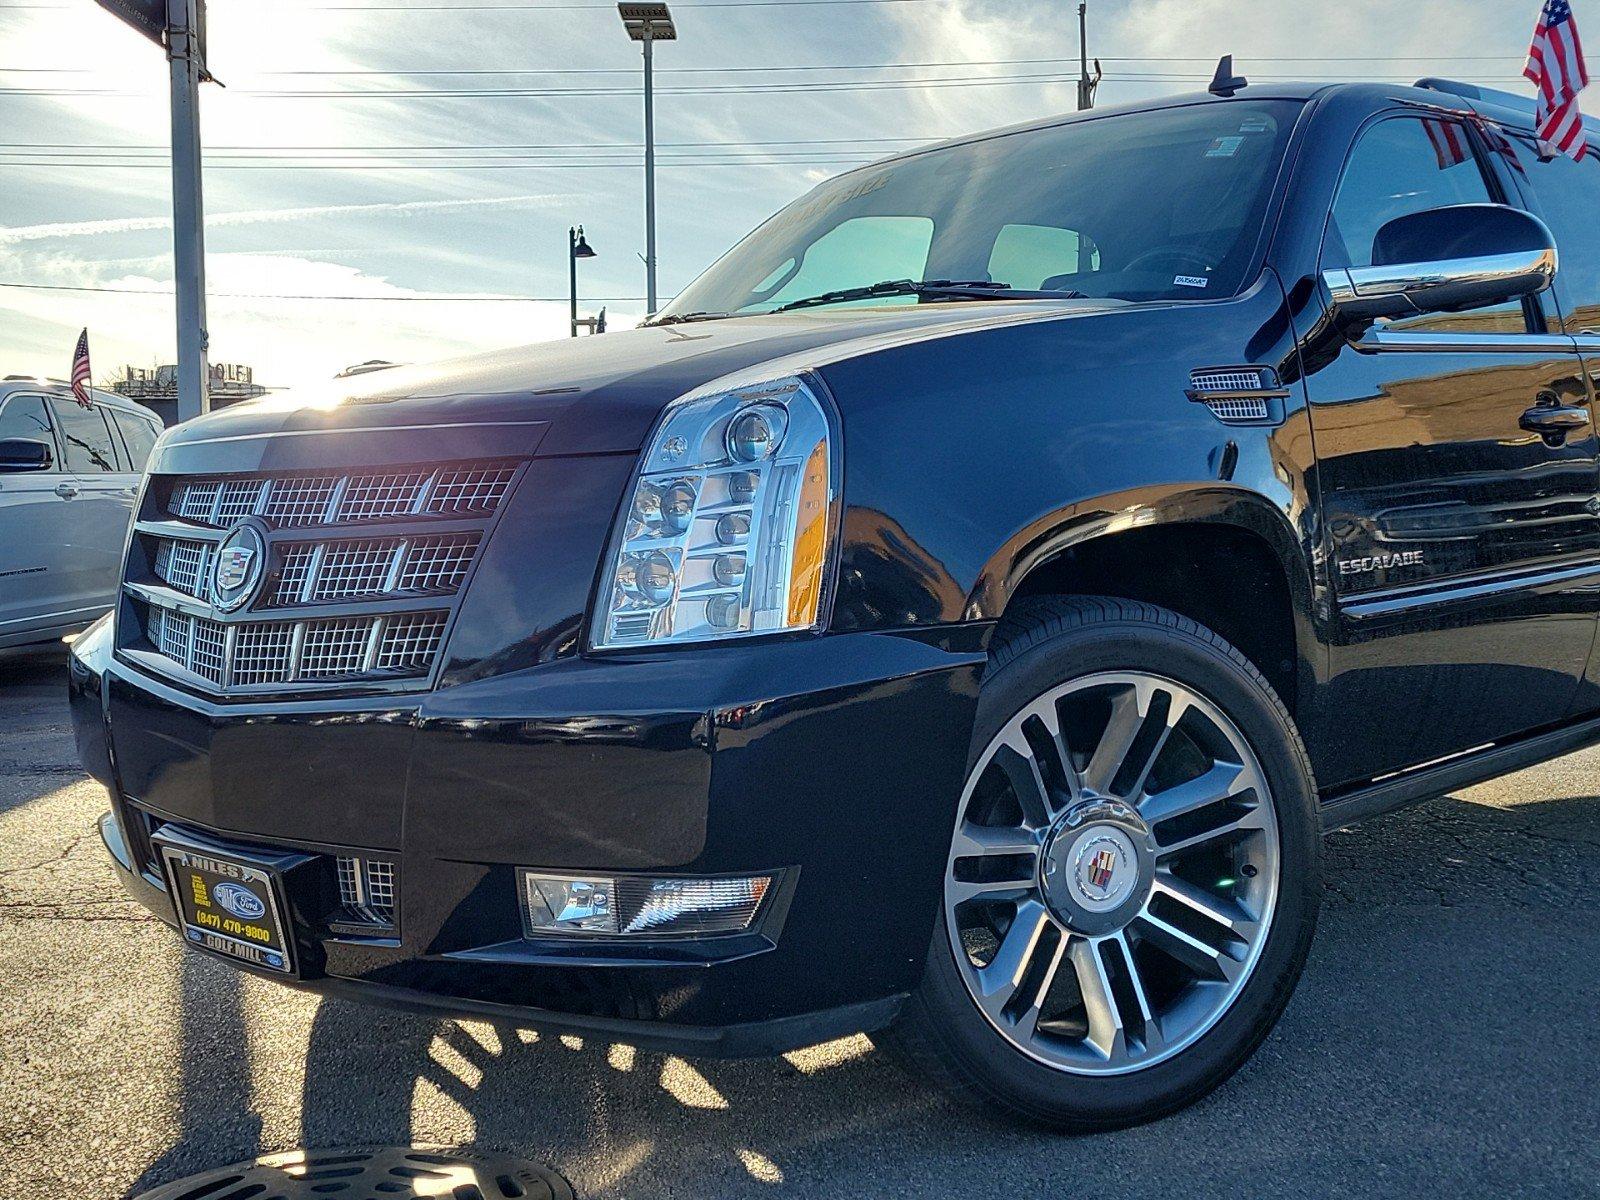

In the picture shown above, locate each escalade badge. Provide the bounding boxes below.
[209,521,267,613]
[1337,550,1424,576]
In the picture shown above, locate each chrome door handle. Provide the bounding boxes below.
[54,482,79,499]
[1520,396,1591,447]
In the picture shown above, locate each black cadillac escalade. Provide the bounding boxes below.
[69,75,1600,1129]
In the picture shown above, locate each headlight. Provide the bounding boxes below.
[592,373,838,649]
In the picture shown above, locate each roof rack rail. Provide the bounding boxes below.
[1416,77,1599,139]
[1414,78,1538,115]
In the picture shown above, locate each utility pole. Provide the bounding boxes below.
[167,0,210,420]
[1076,2,1101,112]
[619,4,676,316]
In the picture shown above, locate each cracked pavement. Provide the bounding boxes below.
[2,648,1598,1199]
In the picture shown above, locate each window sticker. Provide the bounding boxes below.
[1206,136,1245,158]
[1174,275,1210,289]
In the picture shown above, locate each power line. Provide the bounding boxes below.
[0,136,933,149]
[4,0,943,7]
[0,64,1541,100]
[0,160,876,170]
[0,74,1537,101]
[0,55,1532,77]
[0,280,649,301]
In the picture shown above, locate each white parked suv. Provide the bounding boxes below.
[0,379,162,650]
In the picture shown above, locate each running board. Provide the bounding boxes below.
[1319,713,1600,832]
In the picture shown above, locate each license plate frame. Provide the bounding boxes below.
[159,841,297,976]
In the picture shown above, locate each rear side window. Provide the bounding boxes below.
[111,410,160,472]
[0,395,58,469]
[48,399,125,473]
[1327,115,1531,335]
[1501,133,1600,334]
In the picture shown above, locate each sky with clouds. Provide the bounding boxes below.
[0,0,1592,390]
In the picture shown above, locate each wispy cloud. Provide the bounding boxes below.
[0,194,568,246]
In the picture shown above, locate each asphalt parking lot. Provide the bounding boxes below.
[3,649,1598,1199]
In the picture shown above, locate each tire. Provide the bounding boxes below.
[881,595,1321,1130]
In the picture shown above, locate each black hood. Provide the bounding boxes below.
[161,300,1116,459]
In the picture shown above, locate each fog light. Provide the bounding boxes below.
[520,870,773,938]
[522,875,615,934]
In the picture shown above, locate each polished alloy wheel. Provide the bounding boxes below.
[944,670,1280,1075]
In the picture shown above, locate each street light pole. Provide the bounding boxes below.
[619,4,676,317]
[167,0,210,420]
[642,30,656,315]
[569,225,595,338]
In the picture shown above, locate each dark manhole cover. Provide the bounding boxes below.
[132,1146,575,1200]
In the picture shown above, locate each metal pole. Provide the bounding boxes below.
[642,27,658,315]
[1077,3,1092,111]
[167,0,209,420]
[569,227,579,338]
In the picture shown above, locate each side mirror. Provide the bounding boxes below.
[1322,203,1557,325]
[0,438,53,473]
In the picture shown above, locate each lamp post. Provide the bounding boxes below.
[569,225,596,338]
[619,3,676,316]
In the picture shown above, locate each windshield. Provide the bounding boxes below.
[661,100,1302,319]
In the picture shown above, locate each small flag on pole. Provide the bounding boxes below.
[70,328,93,408]
[1525,0,1591,161]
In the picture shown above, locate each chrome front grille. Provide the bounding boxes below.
[126,456,519,697]
[169,465,516,529]
[152,538,212,598]
[303,541,398,603]
[260,533,482,606]
[149,608,228,686]
[300,618,372,679]
[373,612,448,672]
[396,534,478,591]
[145,608,449,688]
[231,623,295,686]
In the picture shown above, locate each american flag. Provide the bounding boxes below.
[1525,0,1591,161]
[69,327,92,408]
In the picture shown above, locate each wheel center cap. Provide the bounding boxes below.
[1068,827,1138,911]
[1039,798,1155,935]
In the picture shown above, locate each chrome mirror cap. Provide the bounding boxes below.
[1322,203,1558,325]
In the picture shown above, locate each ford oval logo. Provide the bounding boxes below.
[212,881,266,920]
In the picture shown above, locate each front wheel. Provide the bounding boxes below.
[883,596,1321,1129]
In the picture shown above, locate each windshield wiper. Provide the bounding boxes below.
[772,278,1084,313]
[649,310,736,326]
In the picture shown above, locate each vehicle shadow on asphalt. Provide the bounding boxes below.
[113,787,1600,1197]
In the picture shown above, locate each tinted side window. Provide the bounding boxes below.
[1328,116,1528,335]
[1505,134,1600,334]
[111,410,160,472]
[49,400,125,473]
[0,396,59,470]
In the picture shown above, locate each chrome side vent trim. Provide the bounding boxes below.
[1186,366,1291,426]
